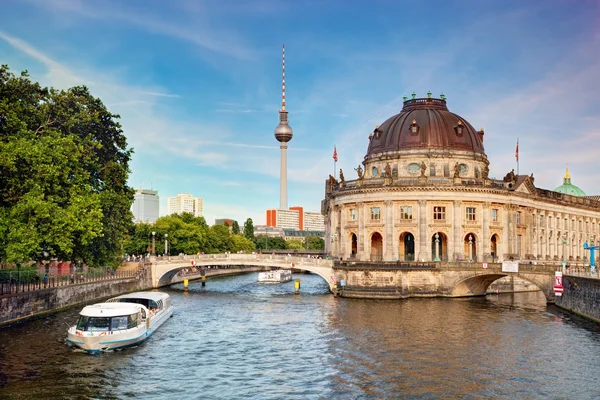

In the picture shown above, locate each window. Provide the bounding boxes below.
[349,208,356,221]
[433,206,446,220]
[571,219,575,230]
[466,207,476,222]
[492,209,498,222]
[400,206,412,220]
[548,216,551,227]
[371,207,381,220]
[430,164,436,177]
[539,215,544,227]
[516,211,521,225]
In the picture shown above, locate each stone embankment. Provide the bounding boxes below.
[556,275,600,323]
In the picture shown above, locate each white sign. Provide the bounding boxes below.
[554,271,563,296]
[482,262,488,269]
[501,261,519,273]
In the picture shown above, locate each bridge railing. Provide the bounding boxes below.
[153,253,333,267]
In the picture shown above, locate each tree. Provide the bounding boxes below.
[231,220,240,235]
[286,239,304,250]
[306,236,325,250]
[243,218,254,239]
[0,66,134,266]
[231,234,255,253]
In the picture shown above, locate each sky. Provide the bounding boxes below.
[1,0,599,226]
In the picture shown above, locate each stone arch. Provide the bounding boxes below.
[399,231,415,261]
[431,232,448,262]
[370,232,383,261]
[490,234,500,262]
[449,272,551,301]
[463,233,478,261]
[349,232,358,259]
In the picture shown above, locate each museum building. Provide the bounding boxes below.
[322,94,600,263]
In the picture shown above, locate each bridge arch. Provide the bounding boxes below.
[448,272,554,302]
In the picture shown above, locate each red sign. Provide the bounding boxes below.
[554,272,563,296]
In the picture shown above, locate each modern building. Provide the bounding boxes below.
[215,218,237,229]
[131,188,159,223]
[322,94,600,262]
[167,193,203,217]
[266,206,325,232]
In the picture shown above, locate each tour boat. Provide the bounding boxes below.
[257,269,292,283]
[66,291,173,353]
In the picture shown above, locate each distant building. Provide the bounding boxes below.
[215,218,237,229]
[167,193,203,217]
[265,206,325,232]
[131,188,159,223]
[254,225,286,238]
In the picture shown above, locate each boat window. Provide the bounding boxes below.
[111,316,129,330]
[86,317,111,332]
[128,314,138,329]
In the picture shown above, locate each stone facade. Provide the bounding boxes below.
[323,97,600,265]
[556,276,600,323]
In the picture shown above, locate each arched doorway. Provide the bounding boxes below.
[350,233,358,258]
[464,233,477,261]
[491,234,499,262]
[399,232,415,261]
[370,232,383,261]
[431,232,448,262]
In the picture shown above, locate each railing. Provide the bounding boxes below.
[564,266,600,280]
[0,269,141,296]
[154,253,333,266]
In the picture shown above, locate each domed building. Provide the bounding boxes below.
[554,167,586,197]
[323,94,600,264]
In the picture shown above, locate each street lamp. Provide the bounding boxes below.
[152,231,156,256]
[164,234,168,256]
[433,233,441,262]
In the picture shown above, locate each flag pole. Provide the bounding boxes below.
[516,138,519,176]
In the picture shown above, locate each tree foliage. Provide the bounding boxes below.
[0,65,134,266]
[243,218,254,239]
[231,220,240,235]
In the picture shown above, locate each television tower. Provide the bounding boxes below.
[274,45,293,210]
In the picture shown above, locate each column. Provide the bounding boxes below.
[482,202,490,261]
[502,205,511,259]
[417,199,428,261]
[453,200,462,261]
[357,202,365,261]
[548,213,555,259]
[385,200,394,261]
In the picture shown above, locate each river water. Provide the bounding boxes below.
[1,273,600,399]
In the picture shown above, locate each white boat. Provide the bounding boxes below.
[257,269,292,283]
[66,291,173,353]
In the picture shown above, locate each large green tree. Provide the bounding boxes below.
[243,218,254,239]
[0,66,134,266]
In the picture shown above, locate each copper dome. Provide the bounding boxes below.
[366,97,485,157]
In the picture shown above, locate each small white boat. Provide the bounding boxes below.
[257,269,292,283]
[66,291,173,353]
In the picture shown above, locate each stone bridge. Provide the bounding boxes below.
[336,261,561,302]
[149,255,560,302]
[150,254,335,289]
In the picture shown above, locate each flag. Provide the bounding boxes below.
[333,146,338,162]
[515,139,519,162]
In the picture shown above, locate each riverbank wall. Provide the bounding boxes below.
[555,275,600,323]
[0,277,148,327]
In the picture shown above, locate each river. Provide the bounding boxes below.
[1,272,599,399]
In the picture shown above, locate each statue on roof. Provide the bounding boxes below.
[453,163,460,178]
[420,161,427,177]
[339,168,345,183]
[355,165,364,179]
[328,174,338,187]
[384,163,392,178]
[503,169,516,183]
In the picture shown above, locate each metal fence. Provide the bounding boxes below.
[0,269,140,296]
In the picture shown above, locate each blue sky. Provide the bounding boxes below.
[1,0,599,225]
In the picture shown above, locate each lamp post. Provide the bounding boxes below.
[164,234,168,256]
[152,231,156,256]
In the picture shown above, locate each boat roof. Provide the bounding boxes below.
[79,302,142,317]
[110,291,170,302]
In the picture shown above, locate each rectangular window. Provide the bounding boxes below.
[466,207,476,222]
[539,215,544,227]
[433,206,446,220]
[371,207,381,220]
[516,211,521,225]
[400,206,413,220]
[430,164,436,177]
[443,164,450,177]
[349,208,356,221]
[492,209,498,222]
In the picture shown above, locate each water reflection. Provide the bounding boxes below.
[1,273,600,399]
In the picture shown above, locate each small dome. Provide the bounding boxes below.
[554,166,586,196]
[366,96,485,157]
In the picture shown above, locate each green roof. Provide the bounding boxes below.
[554,167,586,196]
